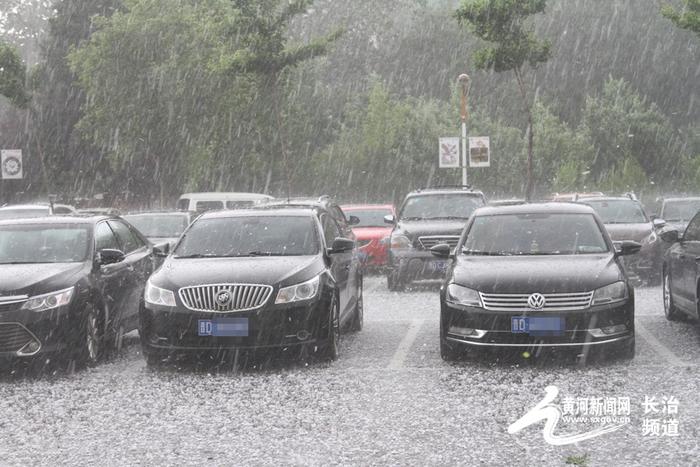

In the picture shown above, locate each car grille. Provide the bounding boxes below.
[418,236,461,250]
[178,284,273,313]
[479,292,594,312]
[0,323,34,353]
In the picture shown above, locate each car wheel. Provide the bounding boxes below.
[350,277,364,332]
[80,302,104,366]
[440,339,461,361]
[318,296,340,361]
[663,269,684,321]
[387,271,405,292]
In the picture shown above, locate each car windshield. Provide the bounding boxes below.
[661,200,700,222]
[124,214,189,238]
[174,216,318,257]
[0,224,89,263]
[0,208,49,220]
[346,209,392,227]
[462,213,609,256]
[584,200,648,224]
[400,194,483,220]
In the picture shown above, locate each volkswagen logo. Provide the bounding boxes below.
[527,293,546,310]
[216,290,232,306]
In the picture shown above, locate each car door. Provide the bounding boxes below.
[108,219,153,331]
[676,214,700,313]
[93,221,132,334]
[322,213,353,319]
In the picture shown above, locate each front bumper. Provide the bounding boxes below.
[140,290,334,356]
[0,303,77,359]
[441,298,634,349]
[388,249,449,281]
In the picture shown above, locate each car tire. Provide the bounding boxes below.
[663,269,684,321]
[440,339,461,361]
[79,302,104,367]
[350,277,363,332]
[318,296,340,361]
[387,271,405,292]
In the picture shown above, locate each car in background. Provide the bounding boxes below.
[0,215,162,368]
[433,203,639,361]
[549,192,605,202]
[661,213,700,324]
[78,208,122,216]
[176,192,274,213]
[341,204,395,269]
[384,186,486,291]
[579,195,666,284]
[140,206,362,365]
[123,211,195,248]
[0,203,78,220]
[658,197,700,232]
[263,196,359,239]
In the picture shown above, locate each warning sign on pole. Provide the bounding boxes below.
[1,149,23,179]
[438,137,460,168]
[469,137,490,168]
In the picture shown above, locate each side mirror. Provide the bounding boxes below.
[348,215,361,226]
[98,248,126,265]
[430,243,452,259]
[329,238,355,254]
[153,242,170,257]
[652,218,666,228]
[660,229,681,244]
[615,240,642,257]
[384,214,395,225]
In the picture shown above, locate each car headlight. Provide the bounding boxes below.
[446,283,482,308]
[592,281,628,305]
[390,234,412,249]
[275,275,320,304]
[21,287,75,312]
[145,281,176,307]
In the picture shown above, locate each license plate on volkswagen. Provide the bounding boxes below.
[511,317,565,337]
[429,260,449,274]
[198,318,249,337]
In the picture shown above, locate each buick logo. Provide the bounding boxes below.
[216,290,231,306]
[528,293,546,310]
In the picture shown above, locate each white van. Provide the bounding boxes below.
[176,192,274,212]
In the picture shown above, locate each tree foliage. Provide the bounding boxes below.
[0,41,29,107]
[662,0,700,37]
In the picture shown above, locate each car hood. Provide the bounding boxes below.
[154,255,325,290]
[395,219,468,240]
[604,223,652,242]
[0,262,85,296]
[452,254,623,294]
[352,227,392,240]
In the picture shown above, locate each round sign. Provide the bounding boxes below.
[2,156,21,176]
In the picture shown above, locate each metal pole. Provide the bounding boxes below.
[458,74,471,187]
[461,121,468,186]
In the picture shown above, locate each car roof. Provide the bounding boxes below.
[473,202,596,216]
[179,192,274,201]
[124,211,189,216]
[578,196,639,203]
[407,187,485,196]
[662,197,700,203]
[197,207,316,220]
[341,204,394,210]
[0,214,113,226]
[0,204,50,210]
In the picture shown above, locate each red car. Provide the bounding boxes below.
[342,204,395,269]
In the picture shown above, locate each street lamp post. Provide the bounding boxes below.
[458,74,471,187]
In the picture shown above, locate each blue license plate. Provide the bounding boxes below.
[198,318,249,337]
[511,317,565,336]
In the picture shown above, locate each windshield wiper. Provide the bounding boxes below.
[461,250,508,256]
[174,253,222,259]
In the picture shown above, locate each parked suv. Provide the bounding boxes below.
[384,187,486,291]
[578,195,666,284]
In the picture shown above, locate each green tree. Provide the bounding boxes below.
[455,0,551,200]
[0,41,29,108]
[662,0,700,37]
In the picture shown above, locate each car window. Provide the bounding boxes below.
[400,194,484,220]
[321,214,341,247]
[196,200,224,212]
[345,209,393,227]
[0,224,89,263]
[108,220,141,253]
[662,200,700,223]
[683,214,700,242]
[176,198,190,211]
[53,206,73,214]
[94,222,120,251]
[330,206,347,225]
[124,214,189,238]
[584,200,648,224]
[226,200,255,209]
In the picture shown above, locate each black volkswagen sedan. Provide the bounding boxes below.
[0,216,157,367]
[432,203,640,361]
[140,207,362,365]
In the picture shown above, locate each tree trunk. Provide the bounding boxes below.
[525,111,535,201]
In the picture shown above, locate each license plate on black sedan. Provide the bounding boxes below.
[511,317,565,336]
[198,318,249,337]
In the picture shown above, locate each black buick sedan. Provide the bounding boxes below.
[140,207,362,365]
[0,216,157,367]
[432,203,640,361]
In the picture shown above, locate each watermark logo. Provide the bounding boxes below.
[508,386,629,445]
